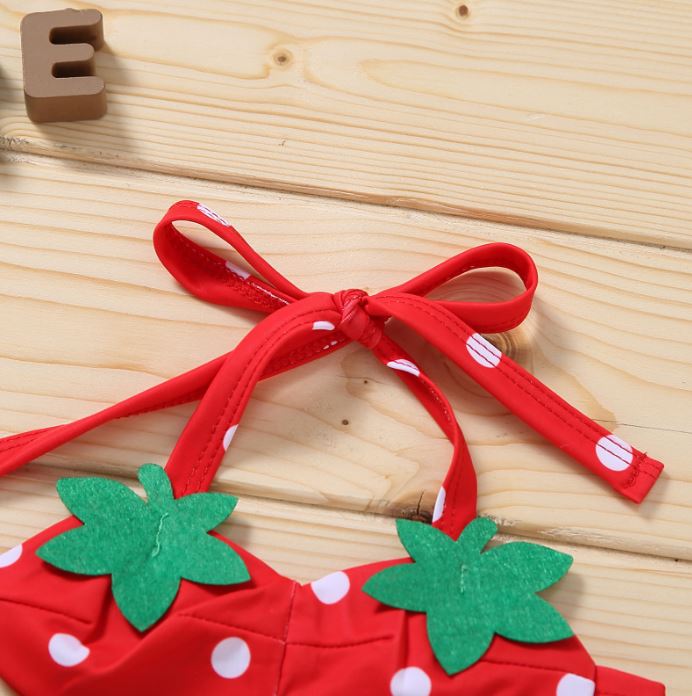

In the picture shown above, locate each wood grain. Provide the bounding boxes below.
[0,153,689,564]
[1,463,689,694]
[1,1,692,248]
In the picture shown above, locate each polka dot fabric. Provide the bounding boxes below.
[0,201,665,694]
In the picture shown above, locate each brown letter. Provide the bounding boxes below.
[21,9,106,123]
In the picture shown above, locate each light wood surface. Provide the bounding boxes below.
[1,2,691,693]
[1,0,692,248]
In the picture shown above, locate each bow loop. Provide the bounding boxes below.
[154,200,308,315]
[382,242,538,334]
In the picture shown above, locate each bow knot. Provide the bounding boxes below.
[333,289,383,348]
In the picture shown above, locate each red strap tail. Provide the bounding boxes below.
[376,293,663,503]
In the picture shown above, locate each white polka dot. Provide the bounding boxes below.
[386,359,421,377]
[313,320,336,331]
[466,333,502,368]
[211,637,251,679]
[556,673,595,696]
[595,434,633,472]
[222,425,238,451]
[225,260,250,280]
[310,571,350,604]
[0,544,22,568]
[390,667,432,696]
[197,203,231,227]
[432,487,446,523]
[48,633,89,667]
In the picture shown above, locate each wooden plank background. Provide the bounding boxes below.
[2,0,692,248]
[0,0,691,693]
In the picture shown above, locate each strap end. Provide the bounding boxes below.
[621,453,664,504]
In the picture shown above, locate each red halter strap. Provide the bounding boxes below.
[0,200,663,540]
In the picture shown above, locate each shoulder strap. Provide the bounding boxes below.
[160,291,477,537]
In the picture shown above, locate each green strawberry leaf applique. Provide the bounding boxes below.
[362,517,573,674]
[36,464,250,631]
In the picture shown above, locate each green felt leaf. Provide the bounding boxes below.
[427,596,493,675]
[37,526,119,575]
[138,463,175,511]
[362,562,429,613]
[56,477,145,525]
[112,560,181,632]
[455,516,497,559]
[176,492,238,530]
[363,516,574,675]
[479,541,573,594]
[396,518,456,566]
[494,594,573,643]
[176,534,250,585]
[37,464,250,631]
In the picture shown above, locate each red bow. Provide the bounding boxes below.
[0,201,663,539]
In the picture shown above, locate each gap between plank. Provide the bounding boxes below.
[3,146,692,256]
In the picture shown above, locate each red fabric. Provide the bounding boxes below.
[0,200,665,694]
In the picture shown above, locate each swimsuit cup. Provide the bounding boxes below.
[0,201,666,695]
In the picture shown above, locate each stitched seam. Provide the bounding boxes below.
[187,314,308,491]
[378,335,454,429]
[0,329,352,467]
[377,333,469,535]
[481,655,594,678]
[0,429,46,454]
[122,388,206,418]
[183,308,329,493]
[379,293,528,336]
[183,602,599,688]
[0,596,91,625]
[198,313,321,491]
[248,279,290,306]
[0,389,206,463]
[168,228,281,311]
[1,333,347,476]
[381,295,644,488]
[275,582,297,696]
[406,260,533,333]
[418,369,464,535]
[168,226,232,283]
[0,435,45,457]
[177,612,285,641]
[173,230,271,308]
[286,635,393,649]
[267,335,348,374]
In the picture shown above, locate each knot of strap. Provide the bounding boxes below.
[0,200,664,541]
[333,289,383,348]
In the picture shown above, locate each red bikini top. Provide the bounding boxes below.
[0,200,665,696]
